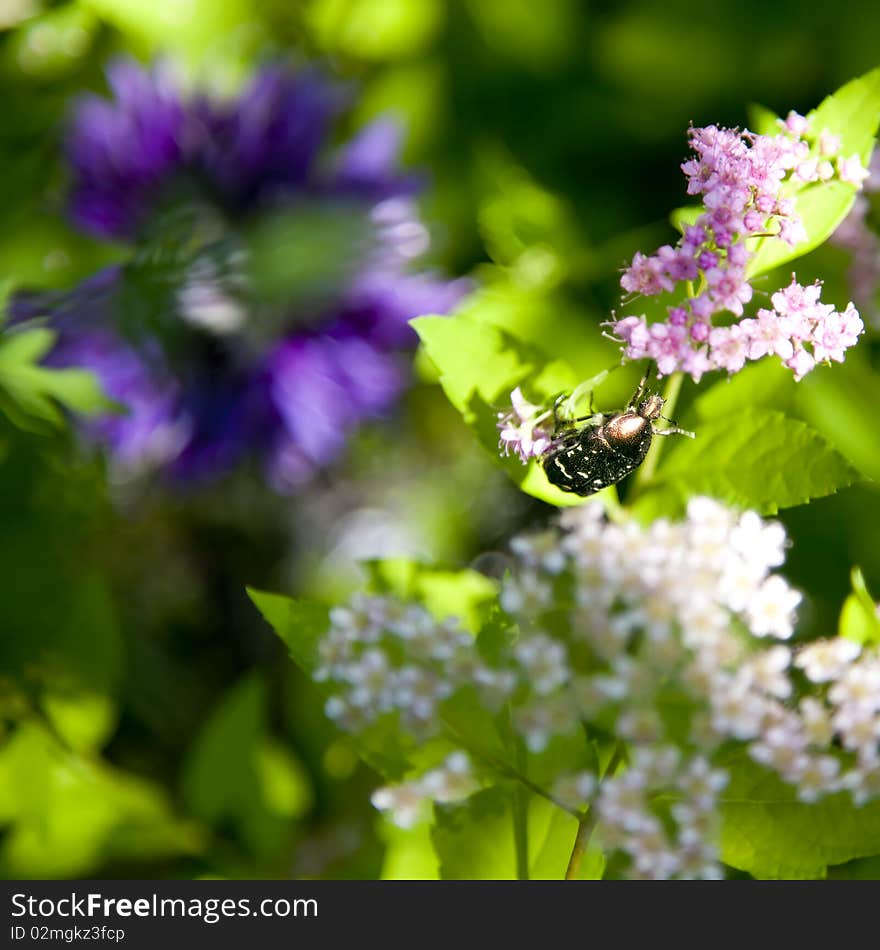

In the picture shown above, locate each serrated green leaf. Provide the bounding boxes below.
[431,787,603,880]
[633,407,861,518]
[721,756,880,879]
[691,356,880,485]
[690,360,795,420]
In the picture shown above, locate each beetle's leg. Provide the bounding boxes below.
[551,392,569,432]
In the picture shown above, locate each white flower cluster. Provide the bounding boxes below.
[370,752,477,829]
[317,594,515,737]
[597,748,727,880]
[316,497,880,876]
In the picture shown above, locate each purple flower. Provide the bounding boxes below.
[14,59,469,488]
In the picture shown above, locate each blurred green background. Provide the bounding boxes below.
[0,0,879,879]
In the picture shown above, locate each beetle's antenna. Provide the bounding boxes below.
[654,424,695,439]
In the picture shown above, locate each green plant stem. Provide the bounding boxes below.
[564,809,600,880]
[630,371,684,495]
[564,745,625,880]
[513,741,530,880]
[441,718,583,819]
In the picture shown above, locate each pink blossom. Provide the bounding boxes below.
[837,155,870,186]
[811,316,848,363]
[689,294,715,320]
[497,388,554,462]
[743,210,766,232]
[741,310,794,361]
[705,267,752,316]
[621,252,674,296]
[708,325,748,374]
[612,315,651,355]
[771,277,822,317]
[818,130,842,156]
[647,322,689,376]
[689,321,710,343]
[779,111,810,137]
[777,217,808,246]
[680,346,712,383]
[794,158,820,183]
[657,244,698,282]
[784,347,816,381]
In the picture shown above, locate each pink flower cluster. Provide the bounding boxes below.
[609,112,867,381]
[616,276,863,381]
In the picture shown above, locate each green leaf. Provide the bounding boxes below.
[746,102,780,137]
[838,567,880,646]
[721,756,880,879]
[689,359,795,420]
[747,67,880,279]
[633,407,861,518]
[476,148,585,281]
[828,854,880,879]
[81,0,254,66]
[689,355,880,485]
[795,358,880,483]
[180,672,313,858]
[363,559,498,633]
[247,588,329,671]
[0,723,201,878]
[808,66,880,164]
[0,327,113,430]
[431,787,603,880]
[379,820,441,880]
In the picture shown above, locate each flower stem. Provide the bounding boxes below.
[564,745,624,880]
[629,371,684,496]
[441,718,583,819]
[513,741,530,880]
[564,809,600,880]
